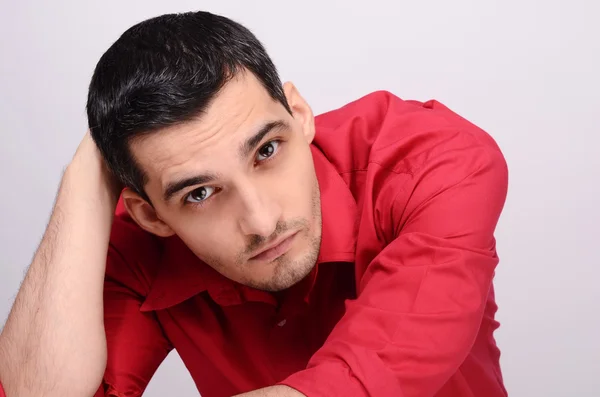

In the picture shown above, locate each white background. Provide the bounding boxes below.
[1,1,598,396]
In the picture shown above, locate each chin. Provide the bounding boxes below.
[247,251,318,292]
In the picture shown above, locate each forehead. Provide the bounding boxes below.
[130,72,288,186]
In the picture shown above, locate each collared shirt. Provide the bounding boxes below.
[0,91,508,397]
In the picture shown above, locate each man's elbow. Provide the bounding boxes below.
[0,335,104,397]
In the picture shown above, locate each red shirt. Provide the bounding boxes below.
[0,91,508,397]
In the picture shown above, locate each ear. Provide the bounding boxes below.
[283,81,315,144]
[121,188,175,237]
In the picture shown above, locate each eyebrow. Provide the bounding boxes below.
[162,120,289,202]
[238,120,289,159]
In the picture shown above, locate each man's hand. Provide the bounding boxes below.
[70,130,122,206]
[0,131,119,397]
[233,385,306,397]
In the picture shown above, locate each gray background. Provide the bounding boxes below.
[1,0,598,396]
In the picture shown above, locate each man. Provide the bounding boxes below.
[0,10,508,397]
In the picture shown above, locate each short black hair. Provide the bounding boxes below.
[86,11,290,202]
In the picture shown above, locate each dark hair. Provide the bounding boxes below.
[86,11,290,202]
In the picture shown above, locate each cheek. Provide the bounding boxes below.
[168,213,238,260]
[278,158,315,212]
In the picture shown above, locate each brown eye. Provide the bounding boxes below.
[256,140,280,162]
[185,186,215,203]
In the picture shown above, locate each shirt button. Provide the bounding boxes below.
[277,319,287,327]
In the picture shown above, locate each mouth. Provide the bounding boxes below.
[249,231,299,263]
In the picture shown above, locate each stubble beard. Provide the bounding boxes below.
[242,182,322,292]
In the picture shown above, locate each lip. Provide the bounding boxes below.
[249,231,299,263]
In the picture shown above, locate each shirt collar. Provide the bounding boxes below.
[140,144,357,312]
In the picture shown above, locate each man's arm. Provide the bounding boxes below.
[0,133,120,396]
[277,145,508,397]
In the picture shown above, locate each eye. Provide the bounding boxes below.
[256,140,280,162]
[185,186,216,204]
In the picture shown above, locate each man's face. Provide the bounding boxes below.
[126,71,322,291]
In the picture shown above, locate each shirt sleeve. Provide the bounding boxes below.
[94,244,173,396]
[280,144,508,396]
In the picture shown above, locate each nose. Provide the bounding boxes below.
[237,181,281,237]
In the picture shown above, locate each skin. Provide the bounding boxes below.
[0,71,317,396]
[123,70,322,292]
[0,133,119,396]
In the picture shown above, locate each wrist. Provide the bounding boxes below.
[64,161,119,210]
